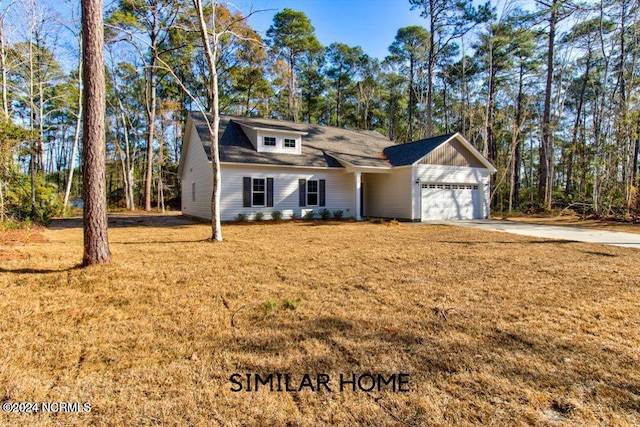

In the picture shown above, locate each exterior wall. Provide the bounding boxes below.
[413,165,491,219]
[364,168,413,220]
[238,124,302,155]
[181,128,214,220]
[185,161,356,221]
[255,130,302,155]
[419,138,485,168]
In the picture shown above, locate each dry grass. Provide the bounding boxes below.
[1,214,639,426]
[499,213,640,234]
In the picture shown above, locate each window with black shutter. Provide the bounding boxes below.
[244,177,273,207]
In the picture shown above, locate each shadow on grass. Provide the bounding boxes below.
[0,263,83,274]
[223,311,640,414]
[113,239,211,245]
[48,215,199,230]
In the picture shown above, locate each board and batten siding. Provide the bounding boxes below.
[418,138,485,168]
[413,165,490,219]
[364,168,413,220]
[180,125,214,220]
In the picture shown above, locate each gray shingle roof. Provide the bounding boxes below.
[383,134,455,166]
[190,112,462,169]
[191,112,393,168]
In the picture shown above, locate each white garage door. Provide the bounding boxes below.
[421,183,483,220]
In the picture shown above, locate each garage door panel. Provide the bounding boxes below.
[421,183,483,221]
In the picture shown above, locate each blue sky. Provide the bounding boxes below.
[240,0,428,60]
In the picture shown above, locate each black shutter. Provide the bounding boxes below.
[319,179,326,207]
[267,178,274,207]
[243,177,251,207]
[299,179,306,207]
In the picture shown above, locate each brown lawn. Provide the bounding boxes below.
[1,214,639,426]
[498,213,640,235]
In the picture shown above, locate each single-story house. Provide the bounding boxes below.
[177,112,496,221]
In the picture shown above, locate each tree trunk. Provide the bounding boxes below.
[539,0,557,208]
[63,47,83,213]
[81,0,111,265]
[425,0,436,138]
[565,48,590,197]
[509,61,526,212]
[408,53,415,141]
[0,15,9,120]
[193,0,222,241]
[633,114,639,187]
[144,52,157,211]
[288,54,297,122]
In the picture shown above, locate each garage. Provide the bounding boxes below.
[421,182,484,220]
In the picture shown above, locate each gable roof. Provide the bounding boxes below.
[383,133,498,172]
[190,112,392,168]
[383,134,454,166]
[184,112,496,173]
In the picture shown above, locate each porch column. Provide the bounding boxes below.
[354,171,362,220]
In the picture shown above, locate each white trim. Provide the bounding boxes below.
[177,115,194,178]
[220,161,339,170]
[262,136,277,147]
[354,171,362,220]
[307,179,319,206]
[251,177,266,207]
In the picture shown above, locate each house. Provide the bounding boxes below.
[177,112,496,221]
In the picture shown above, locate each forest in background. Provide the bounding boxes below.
[0,0,638,224]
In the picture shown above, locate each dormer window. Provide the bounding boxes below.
[236,120,306,155]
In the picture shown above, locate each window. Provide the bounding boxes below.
[243,177,273,207]
[252,178,266,206]
[284,138,296,148]
[263,136,276,147]
[192,182,196,201]
[307,180,318,206]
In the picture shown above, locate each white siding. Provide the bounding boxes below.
[364,168,413,219]
[181,126,214,220]
[413,165,490,219]
[186,162,356,221]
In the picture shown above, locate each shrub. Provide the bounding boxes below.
[254,212,264,221]
[271,210,283,221]
[5,173,63,224]
[303,210,315,220]
[289,212,297,220]
[263,299,279,314]
[236,213,248,222]
[319,208,331,220]
[283,298,302,310]
[332,210,344,220]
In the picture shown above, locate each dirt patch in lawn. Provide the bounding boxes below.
[0,227,47,262]
[1,218,639,426]
[499,213,640,234]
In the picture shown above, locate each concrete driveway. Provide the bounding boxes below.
[422,219,640,249]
